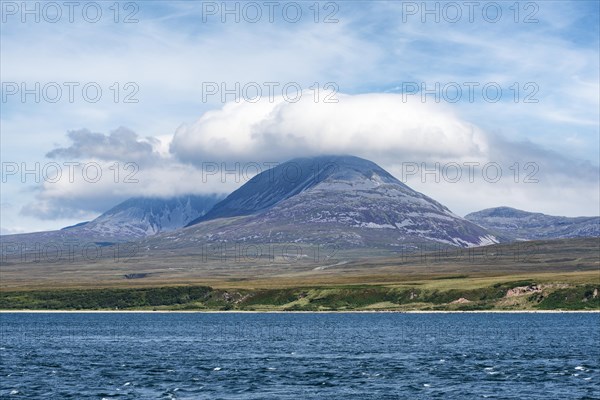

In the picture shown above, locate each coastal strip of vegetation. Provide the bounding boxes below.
[1,280,598,311]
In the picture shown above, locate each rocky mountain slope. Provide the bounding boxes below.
[1,195,222,248]
[152,156,499,251]
[83,195,222,239]
[465,207,600,240]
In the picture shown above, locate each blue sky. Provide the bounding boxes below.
[1,1,599,233]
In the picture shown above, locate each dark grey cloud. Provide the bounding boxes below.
[46,127,161,165]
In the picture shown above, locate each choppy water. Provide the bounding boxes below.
[0,312,598,399]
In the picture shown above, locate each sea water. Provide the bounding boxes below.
[0,312,598,399]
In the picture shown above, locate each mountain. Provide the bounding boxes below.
[187,156,391,225]
[153,155,499,251]
[82,195,223,239]
[465,207,600,240]
[1,194,223,247]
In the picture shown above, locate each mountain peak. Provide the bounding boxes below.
[181,155,497,249]
[286,155,401,185]
[90,194,223,237]
[466,207,541,219]
[187,155,408,225]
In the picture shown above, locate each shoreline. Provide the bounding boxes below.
[1,309,598,314]
[3,279,598,312]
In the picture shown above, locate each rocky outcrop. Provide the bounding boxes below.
[505,283,572,298]
[506,285,542,297]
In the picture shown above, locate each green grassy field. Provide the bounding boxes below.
[1,238,598,311]
[1,271,598,311]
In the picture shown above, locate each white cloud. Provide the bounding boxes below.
[171,93,490,164]
[17,159,237,221]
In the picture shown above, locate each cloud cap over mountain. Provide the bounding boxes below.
[170,93,489,165]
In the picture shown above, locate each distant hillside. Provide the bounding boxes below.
[84,195,223,239]
[465,207,599,240]
[1,195,223,248]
